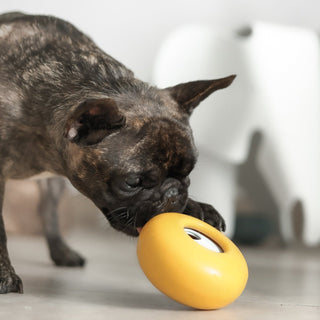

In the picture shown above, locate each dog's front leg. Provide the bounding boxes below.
[0,178,23,293]
[37,177,85,267]
[184,198,226,232]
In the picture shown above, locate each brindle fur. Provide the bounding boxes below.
[0,12,235,293]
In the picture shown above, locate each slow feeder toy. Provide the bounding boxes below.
[137,212,248,310]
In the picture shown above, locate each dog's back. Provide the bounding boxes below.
[0,13,136,179]
[0,12,133,122]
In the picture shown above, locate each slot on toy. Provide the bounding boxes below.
[184,228,223,253]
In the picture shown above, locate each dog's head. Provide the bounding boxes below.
[63,75,235,236]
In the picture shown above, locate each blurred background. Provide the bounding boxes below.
[1,0,320,247]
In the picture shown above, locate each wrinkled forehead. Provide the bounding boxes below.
[115,119,197,174]
[115,84,188,125]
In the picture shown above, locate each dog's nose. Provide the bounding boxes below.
[164,187,179,203]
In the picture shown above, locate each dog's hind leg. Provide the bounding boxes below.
[37,177,85,267]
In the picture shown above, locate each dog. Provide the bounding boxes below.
[0,12,235,293]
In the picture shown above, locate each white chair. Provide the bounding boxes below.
[153,23,320,245]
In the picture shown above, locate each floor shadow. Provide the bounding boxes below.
[22,274,190,311]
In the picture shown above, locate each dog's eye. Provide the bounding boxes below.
[124,175,141,191]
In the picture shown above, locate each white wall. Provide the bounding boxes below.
[1,0,320,81]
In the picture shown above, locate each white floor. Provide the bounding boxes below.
[1,228,320,320]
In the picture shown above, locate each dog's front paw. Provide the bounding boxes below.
[0,268,23,294]
[197,202,226,232]
[49,239,86,267]
[184,199,226,232]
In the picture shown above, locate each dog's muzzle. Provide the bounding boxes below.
[102,178,189,236]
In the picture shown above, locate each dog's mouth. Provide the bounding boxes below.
[102,207,140,237]
[102,205,159,237]
[102,197,188,237]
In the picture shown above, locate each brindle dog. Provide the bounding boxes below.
[0,12,235,293]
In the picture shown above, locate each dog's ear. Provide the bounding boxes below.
[166,75,236,115]
[65,98,125,145]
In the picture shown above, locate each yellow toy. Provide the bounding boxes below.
[137,212,248,310]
